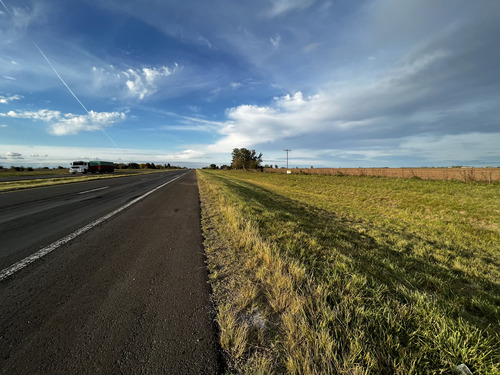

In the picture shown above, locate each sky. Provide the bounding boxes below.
[1,0,499,168]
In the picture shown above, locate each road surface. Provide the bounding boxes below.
[1,170,182,270]
[0,170,223,374]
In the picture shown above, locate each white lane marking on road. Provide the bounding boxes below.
[78,186,109,194]
[0,173,187,281]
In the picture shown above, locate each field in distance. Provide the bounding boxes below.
[265,167,500,183]
[198,170,499,374]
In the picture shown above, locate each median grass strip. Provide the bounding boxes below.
[197,170,500,374]
[0,168,70,177]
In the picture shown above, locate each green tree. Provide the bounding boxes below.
[231,148,263,169]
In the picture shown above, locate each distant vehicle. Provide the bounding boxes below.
[69,161,115,174]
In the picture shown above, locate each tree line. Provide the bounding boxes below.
[114,162,184,169]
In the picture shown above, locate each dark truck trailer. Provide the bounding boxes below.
[88,161,115,173]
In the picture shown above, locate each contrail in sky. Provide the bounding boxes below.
[0,0,119,148]
[31,41,91,114]
[0,0,13,18]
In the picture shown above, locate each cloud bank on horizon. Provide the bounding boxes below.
[1,0,499,168]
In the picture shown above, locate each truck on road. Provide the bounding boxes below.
[69,161,115,174]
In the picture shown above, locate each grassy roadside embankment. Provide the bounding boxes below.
[198,170,500,374]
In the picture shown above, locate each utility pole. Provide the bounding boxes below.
[284,149,291,169]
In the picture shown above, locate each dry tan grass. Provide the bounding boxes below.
[265,167,500,182]
[198,170,500,374]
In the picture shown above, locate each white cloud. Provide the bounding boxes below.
[1,109,61,121]
[124,69,148,100]
[205,91,325,152]
[196,35,214,49]
[267,0,316,17]
[6,151,23,159]
[89,63,183,100]
[123,64,180,100]
[0,109,126,135]
[50,110,126,135]
[160,149,204,160]
[0,94,22,104]
[270,34,281,47]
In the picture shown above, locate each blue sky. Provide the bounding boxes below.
[1,0,499,168]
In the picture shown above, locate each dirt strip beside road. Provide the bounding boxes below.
[0,170,223,374]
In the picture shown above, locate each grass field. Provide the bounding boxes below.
[198,170,500,374]
[265,167,500,183]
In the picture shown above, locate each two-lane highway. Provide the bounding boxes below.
[0,169,222,374]
[0,170,186,272]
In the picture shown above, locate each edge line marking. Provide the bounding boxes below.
[0,172,187,281]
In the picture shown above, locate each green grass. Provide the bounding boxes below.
[198,170,500,374]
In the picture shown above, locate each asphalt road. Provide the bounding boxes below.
[0,170,223,374]
[0,170,184,270]
[0,170,147,182]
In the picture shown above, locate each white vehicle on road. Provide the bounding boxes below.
[69,161,89,174]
